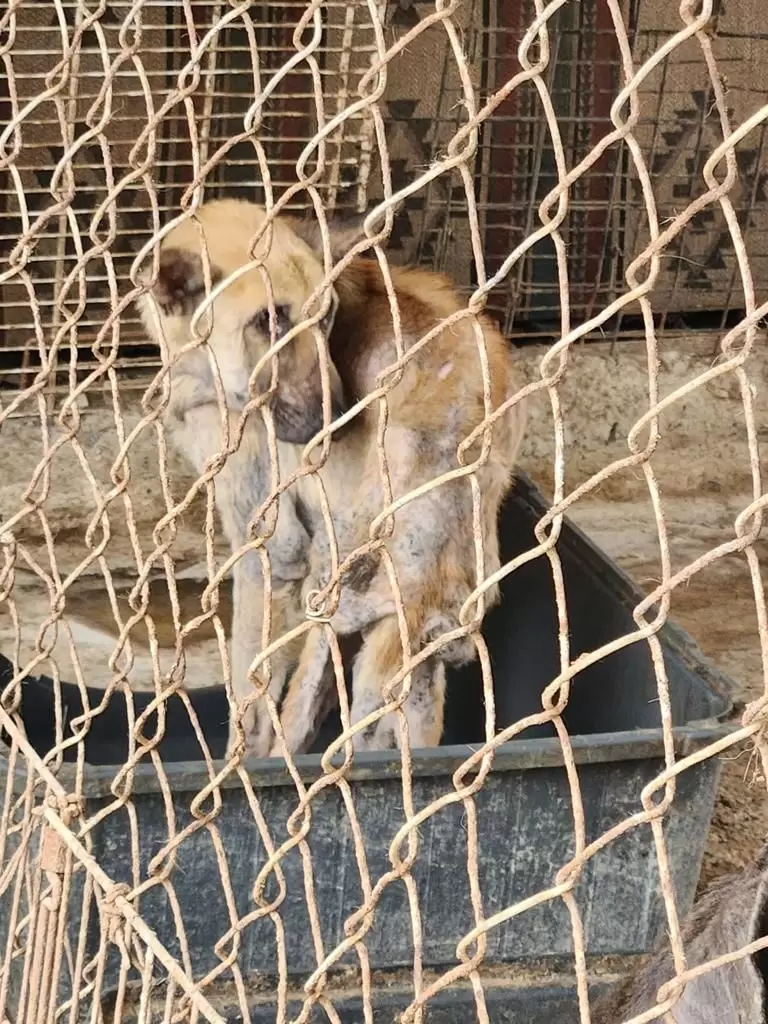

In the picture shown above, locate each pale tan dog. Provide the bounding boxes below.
[137,200,525,759]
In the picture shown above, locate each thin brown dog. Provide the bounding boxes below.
[137,199,526,760]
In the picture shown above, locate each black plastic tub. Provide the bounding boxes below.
[100,972,620,1024]
[0,474,736,1020]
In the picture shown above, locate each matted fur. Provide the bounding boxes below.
[593,843,768,1023]
[137,199,526,759]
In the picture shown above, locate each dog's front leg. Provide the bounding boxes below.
[167,389,308,761]
[267,624,337,757]
[227,566,308,760]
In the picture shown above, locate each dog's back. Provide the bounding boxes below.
[286,250,525,650]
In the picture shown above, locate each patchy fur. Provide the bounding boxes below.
[137,199,526,759]
[593,843,768,1023]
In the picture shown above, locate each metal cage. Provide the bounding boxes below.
[1,0,766,394]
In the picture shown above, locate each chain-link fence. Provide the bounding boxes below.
[1,1,767,1022]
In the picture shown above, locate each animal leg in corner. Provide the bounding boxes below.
[269,625,336,757]
[227,566,303,761]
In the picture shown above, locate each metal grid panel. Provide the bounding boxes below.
[0,1,379,399]
[3,0,767,404]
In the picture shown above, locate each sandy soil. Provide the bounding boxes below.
[1,331,766,894]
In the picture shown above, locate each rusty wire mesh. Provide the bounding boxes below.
[0,0,767,1022]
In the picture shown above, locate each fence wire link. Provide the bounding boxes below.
[0,1,767,1023]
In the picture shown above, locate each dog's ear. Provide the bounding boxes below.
[248,292,347,446]
[140,248,220,316]
[261,334,347,445]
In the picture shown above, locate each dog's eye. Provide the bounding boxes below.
[248,304,290,336]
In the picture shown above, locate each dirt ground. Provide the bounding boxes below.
[1,331,766,896]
